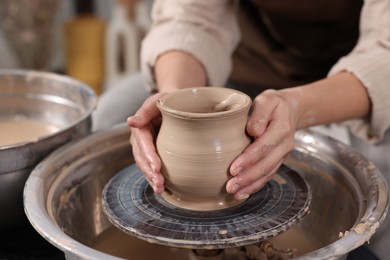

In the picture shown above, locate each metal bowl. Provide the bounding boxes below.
[0,69,96,229]
[24,125,388,259]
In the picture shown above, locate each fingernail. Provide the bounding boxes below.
[151,176,158,186]
[149,162,156,172]
[231,166,243,176]
[237,193,249,201]
[128,114,141,122]
[230,183,240,193]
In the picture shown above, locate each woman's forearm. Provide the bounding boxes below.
[155,53,370,130]
[155,51,208,92]
[281,72,371,129]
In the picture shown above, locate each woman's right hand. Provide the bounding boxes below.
[129,50,208,193]
[127,92,166,194]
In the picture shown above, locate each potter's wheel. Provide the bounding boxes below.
[102,164,311,249]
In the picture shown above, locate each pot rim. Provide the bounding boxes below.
[157,87,252,119]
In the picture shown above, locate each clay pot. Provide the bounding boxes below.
[156,87,252,211]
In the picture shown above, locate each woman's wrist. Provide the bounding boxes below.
[280,72,371,130]
[155,51,208,92]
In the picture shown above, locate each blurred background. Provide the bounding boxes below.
[0,0,351,144]
[0,1,152,258]
[0,0,152,95]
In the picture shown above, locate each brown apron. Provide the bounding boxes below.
[230,0,363,92]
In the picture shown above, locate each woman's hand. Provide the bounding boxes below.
[226,89,299,201]
[128,50,207,193]
[128,88,301,199]
[225,72,371,201]
[127,92,166,194]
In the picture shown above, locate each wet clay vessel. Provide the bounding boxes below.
[156,87,252,211]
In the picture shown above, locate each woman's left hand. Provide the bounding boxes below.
[226,89,299,201]
[226,72,372,201]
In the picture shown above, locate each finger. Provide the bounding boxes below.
[233,163,280,201]
[231,117,294,176]
[127,92,165,128]
[227,138,292,195]
[130,127,165,193]
[247,90,280,138]
[227,157,280,196]
[131,138,164,193]
[230,137,276,177]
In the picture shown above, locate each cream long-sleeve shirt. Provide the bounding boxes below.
[141,0,390,143]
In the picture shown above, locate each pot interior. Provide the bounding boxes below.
[158,87,251,115]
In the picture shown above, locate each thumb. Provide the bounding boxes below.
[127,93,165,128]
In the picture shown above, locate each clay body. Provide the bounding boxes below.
[156,87,252,211]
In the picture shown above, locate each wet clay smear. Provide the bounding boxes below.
[222,240,296,260]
